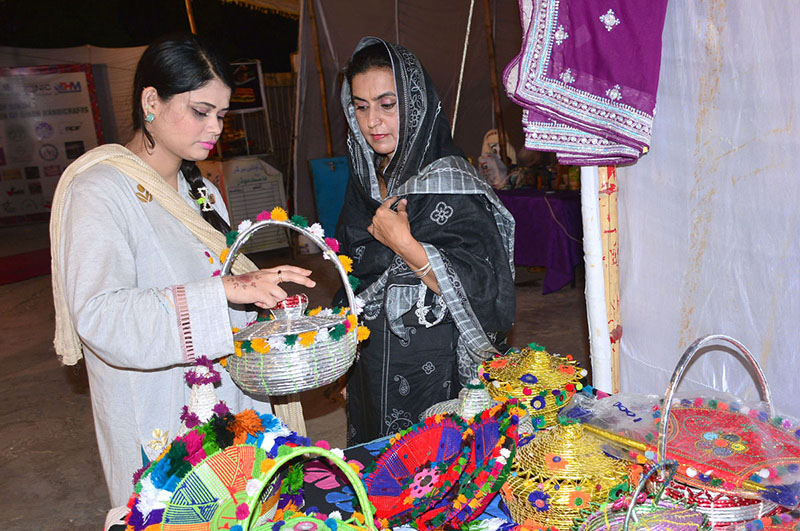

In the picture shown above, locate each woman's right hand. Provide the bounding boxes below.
[222,265,315,309]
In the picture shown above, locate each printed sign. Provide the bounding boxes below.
[0,64,103,224]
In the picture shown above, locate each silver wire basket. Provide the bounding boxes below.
[221,219,359,396]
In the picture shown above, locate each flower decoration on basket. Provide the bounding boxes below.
[123,408,310,531]
[504,418,633,531]
[218,208,371,397]
[478,342,588,430]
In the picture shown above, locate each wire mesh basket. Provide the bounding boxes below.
[646,335,787,528]
[577,460,709,531]
[221,219,360,396]
[506,422,632,529]
[479,345,588,429]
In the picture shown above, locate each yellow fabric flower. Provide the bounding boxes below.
[270,207,288,221]
[219,248,229,264]
[219,356,228,367]
[231,327,240,333]
[346,314,358,330]
[260,458,277,474]
[234,341,244,357]
[357,325,371,342]
[308,306,322,316]
[338,254,353,273]
[298,331,316,347]
[250,338,271,354]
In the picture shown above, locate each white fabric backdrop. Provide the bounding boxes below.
[617,2,800,416]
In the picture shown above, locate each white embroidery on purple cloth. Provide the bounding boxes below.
[599,9,620,31]
[555,24,569,45]
[606,84,623,101]
[560,68,575,84]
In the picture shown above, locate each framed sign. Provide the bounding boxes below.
[0,63,103,224]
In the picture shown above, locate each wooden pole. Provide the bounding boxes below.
[184,0,198,34]
[482,0,508,165]
[598,166,621,392]
[307,0,333,157]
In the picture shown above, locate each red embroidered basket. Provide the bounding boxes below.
[647,335,796,528]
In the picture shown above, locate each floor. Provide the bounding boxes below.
[0,222,588,530]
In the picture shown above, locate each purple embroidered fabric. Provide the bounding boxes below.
[504,0,669,165]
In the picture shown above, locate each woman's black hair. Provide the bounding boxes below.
[132,33,234,234]
[345,42,393,86]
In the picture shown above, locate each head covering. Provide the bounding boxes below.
[337,37,516,382]
[340,37,465,198]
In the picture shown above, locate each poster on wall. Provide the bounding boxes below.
[0,64,103,225]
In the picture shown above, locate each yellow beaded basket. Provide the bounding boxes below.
[505,422,632,530]
[479,345,588,429]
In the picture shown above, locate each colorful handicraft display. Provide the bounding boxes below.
[363,401,525,530]
[124,409,309,530]
[218,209,370,397]
[419,402,524,530]
[363,413,469,527]
[505,420,632,530]
[560,335,800,515]
[479,343,587,430]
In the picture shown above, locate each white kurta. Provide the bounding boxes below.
[58,162,272,506]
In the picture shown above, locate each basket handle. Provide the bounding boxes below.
[221,219,358,317]
[657,334,774,463]
[241,445,377,531]
[622,459,679,531]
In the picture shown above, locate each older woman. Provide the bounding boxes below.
[336,37,516,444]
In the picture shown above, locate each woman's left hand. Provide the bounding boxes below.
[367,197,413,254]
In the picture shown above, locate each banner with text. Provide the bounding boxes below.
[0,64,103,224]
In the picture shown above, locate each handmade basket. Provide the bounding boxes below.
[123,409,308,531]
[479,344,587,430]
[418,402,523,530]
[423,380,498,421]
[238,445,377,531]
[362,413,468,527]
[577,460,708,531]
[506,421,632,530]
[647,335,791,528]
[221,219,360,396]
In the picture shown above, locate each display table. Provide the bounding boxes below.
[495,189,583,294]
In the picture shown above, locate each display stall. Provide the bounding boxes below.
[103,0,800,529]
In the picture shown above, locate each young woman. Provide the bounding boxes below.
[49,34,314,506]
[337,37,517,444]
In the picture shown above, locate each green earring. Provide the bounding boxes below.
[145,112,155,123]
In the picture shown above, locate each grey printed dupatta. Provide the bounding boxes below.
[336,37,516,382]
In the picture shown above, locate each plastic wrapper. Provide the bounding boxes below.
[560,390,800,509]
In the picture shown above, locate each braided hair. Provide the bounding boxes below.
[131,33,233,233]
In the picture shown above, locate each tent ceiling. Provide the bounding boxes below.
[218,0,299,18]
